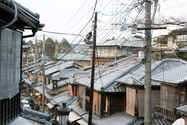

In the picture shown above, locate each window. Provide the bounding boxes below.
[128,50,132,55]
[121,49,127,54]
[105,49,108,54]
[110,48,114,54]
[101,49,105,54]
[175,93,179,106]
[174,39,176,43]
[177,35,187,41]
[163,91,168,106]
[180,95,185,104]
[96,49,100,54]
[175,93,186,106]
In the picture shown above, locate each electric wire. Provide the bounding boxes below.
[57,0,88,32]
[30,0,153,107]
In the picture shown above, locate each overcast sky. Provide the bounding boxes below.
[15,0,187,43]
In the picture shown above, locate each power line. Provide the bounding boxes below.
[57,0,88,32]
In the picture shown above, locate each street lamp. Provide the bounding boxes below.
[58,103,70,125]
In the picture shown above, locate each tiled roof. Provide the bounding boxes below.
[152,64,187,84]
[104,54,138,67]
[20,107,55,125]
[172,27,187,33]
[0,0,44,32]
[176,104,187,114]
[76,59,141,91]
[45,61,75,76]
[127,117,171,125]
[67,99,87,116]
[22,58,43,67]
[71,44,89,53]
[104,82,126,92]
[97,36,156,48]
[31,61,55,74]
[52,69,84,79]
[22,45,31,51]
[82,65,97,71]
[46,80,67,90]
[53,94,73,106]
[117,59,187,86]
[35,86,52,100]
[92,112,134,125]
[9,116,41,125]
[56,53,90,61]
[22,75,32,86]
[97,36,144,47]
[178,46,187,51]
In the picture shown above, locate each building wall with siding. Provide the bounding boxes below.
[93,91,101,116]
[138,90,160,117]
[76,61,90,67]
[109,93,126,115]
[160,84,175,108]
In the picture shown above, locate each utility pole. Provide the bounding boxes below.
[144,0,152,124]
[88,12,97,125]
[42,34,46,113]
[33,36,38,99]
[27,58,29,96]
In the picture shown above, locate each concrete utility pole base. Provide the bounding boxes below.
[144,0,152,125]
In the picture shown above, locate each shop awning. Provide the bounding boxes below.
[47,103,54,109]
[68,112,82,123]
[76,119,88,125]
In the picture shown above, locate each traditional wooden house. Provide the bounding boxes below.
[152,63,187,121]
[43,61,82,85]
[88,36,146,65]
[34,62,83,102]
[66,56,141,118]
[116,58,187,118]
[65,58,186,124]
[51,69,90,96]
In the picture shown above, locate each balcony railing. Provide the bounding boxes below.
[155,105,178,121]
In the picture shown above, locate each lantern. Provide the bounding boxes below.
[58,103,70,125]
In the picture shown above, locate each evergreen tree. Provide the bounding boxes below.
[59,38,71,52]
[45,37,55,59]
